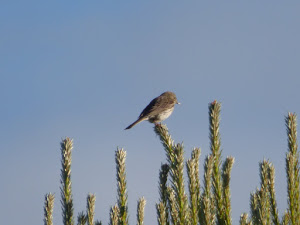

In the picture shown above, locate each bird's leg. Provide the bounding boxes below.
[155,123,162,128]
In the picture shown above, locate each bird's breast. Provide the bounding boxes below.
[149,107,174,123]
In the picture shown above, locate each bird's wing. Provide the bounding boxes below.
[139,95,173,118]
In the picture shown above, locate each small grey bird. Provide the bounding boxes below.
[125,91,180,130]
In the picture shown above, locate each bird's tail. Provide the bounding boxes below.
[125,118,146,130]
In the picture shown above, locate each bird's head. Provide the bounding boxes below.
[161,91,180,105]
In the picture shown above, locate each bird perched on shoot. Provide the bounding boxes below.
[125,91,180,130]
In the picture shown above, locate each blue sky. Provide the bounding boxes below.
[1,1,300,224]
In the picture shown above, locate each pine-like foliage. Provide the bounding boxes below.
[187,148,201,225]
[156,163,170,225]
[115,148,129,225]
[109,205,120,225]
[154,101,235,225]
[87,193,96,225]
[137,197,146,225]
[244,112,300,225]
[43,103,299,225]
[60,138,74,225]
[155,124,190,224]
[77,212,87,225]
[285,113,300,224]
[44,193,55,225]
[200,155,215,225]
[239,213,251,225]
[209,101,234,225]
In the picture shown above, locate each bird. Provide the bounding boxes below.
[125,91,180,130]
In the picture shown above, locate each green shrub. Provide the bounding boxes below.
[44,102,300,225]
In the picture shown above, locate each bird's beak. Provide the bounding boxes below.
[177,102,181,105]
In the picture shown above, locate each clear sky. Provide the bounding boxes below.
[1,1,300,224]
